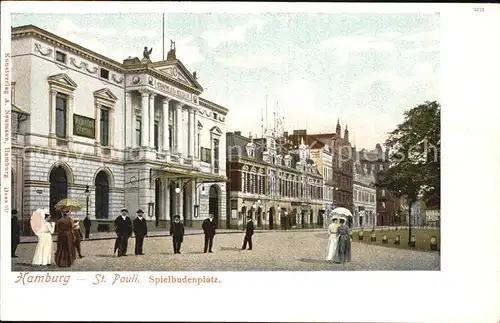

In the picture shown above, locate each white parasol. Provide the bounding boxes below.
[331,207,353,217]
[30,209,45,236]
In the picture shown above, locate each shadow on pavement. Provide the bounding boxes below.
[96,254,117,258]
[297,258,329,264]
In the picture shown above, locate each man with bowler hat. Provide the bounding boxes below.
[241,216,255,250]
[133,209,148,255]
[114,209,132,257]
[170,215,185,254]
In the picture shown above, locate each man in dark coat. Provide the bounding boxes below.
[133,209,148,255]
[202,213,216,253]
[241,216,255,250]
[83,215,91,239]
[114,209,132,257]
[11,209,20,258]
[170,215,185,254]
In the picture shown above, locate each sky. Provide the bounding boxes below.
[11,13,440,149]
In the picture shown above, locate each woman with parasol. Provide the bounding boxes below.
[31,209,55,266]
[54,199,80,267]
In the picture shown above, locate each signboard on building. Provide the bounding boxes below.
[73,114,95,139]
[155,80,193,103]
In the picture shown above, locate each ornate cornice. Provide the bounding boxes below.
[126,67,202,96]
[199,97,229,116]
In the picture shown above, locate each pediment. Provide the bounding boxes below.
[47,73,77,89]
[93,88,118,103]
[210,126,223,135]
[154,60,203,92]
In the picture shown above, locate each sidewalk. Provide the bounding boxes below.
[19,227,326,244]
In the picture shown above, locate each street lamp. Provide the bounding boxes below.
[84,185,90,217]
[175,184,181,194]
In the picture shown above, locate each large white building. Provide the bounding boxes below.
[10,24,229,231]
[352,156,377,228]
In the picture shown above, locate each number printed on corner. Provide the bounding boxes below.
[473,7,484,12]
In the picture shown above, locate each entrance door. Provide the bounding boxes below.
[155,179,161,227]
[95,171,110,219]
[49,166,68,218]
[208,185,219,228]
[269,207,274,230]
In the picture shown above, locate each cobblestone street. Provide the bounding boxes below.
[12,231,440,271]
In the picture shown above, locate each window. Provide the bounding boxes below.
[100,108,109,146]
[55,95,67,138]
[201,147,211,163]
[213,139,219,174]
[241,172,246,192]
[100,68,110,80]
[381,189,386,197]
[135,119,141,146]
[154,122,159,151]
[55,51,67,63]
[169,125,174,151]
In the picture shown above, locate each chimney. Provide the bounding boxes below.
[234,131,241,136]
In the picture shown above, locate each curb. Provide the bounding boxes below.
[19,228,326,244]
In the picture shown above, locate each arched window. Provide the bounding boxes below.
[49,166,68,217]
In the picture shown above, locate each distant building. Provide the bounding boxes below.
[10,24,228,230]
[226,129,324,230]
[359,145,395,226]
[352,151,377,228]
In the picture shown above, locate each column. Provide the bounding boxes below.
[175,102,183,155]
[94,103,101,145]
[140,90,149,147]
[125,92,132,147]
[149,93,156,150]
[188,107,195,157]
[162,98,170,153]
[67,95,74,140]
[49,90,57,135]
[193,108,198,158]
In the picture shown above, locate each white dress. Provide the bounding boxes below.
[325,223,339,262]
[32,220,55,265]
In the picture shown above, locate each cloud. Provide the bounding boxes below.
[401,30,440,43]
[50,18,204,67]
[201,18,268,48]
[217,52,287,69]
[317,35,396,65]
[405,44,440,54]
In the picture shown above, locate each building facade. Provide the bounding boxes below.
[11,24,228,230]
[285,130,334,228]
[352,152,377,228]
[226,130,324,230]
[359,144,395,226]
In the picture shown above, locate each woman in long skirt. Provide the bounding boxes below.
[32,212,55,266]
[333,218,351,264]
[325,218,340,262]
[54,208,77,268]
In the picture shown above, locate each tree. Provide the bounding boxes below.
[382,101,441,242]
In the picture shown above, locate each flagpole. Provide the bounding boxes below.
[162,13,165,60]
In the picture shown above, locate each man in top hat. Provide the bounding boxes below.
[114,208,132,257]
[133,209,148,255]
[11,209,20,258]
[202,213,217,253]
[241,216,255,250]
[170,215,185,254]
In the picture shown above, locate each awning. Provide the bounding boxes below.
[12,104,30,116]
[153,167,228,183]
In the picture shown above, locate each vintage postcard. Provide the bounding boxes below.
[1,2,499,323]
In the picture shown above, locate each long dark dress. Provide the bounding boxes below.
[54,215,77,267]
[333,224,351,264]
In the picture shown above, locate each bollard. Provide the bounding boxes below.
[370,231,376,242]
[358,230,364,241]
[430,236,438,251]
[382,234,388,244]
[408,235,416,247]
[394,234,401,245]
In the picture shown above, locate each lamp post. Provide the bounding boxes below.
[84,185,90,217]
[256,199,262,229]
[241,200,246,230]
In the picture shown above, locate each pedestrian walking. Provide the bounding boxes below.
[170,215,185,254]
[83,215,91,239]
[114,209,132,257]
[54,207,77,268]
[241,216,254,250]
[333,218,351,264]
[202,214,216,253]
[73,220,84,258]
[32,210,55,266]
[11,209,21,258]
[133,209,147,255]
